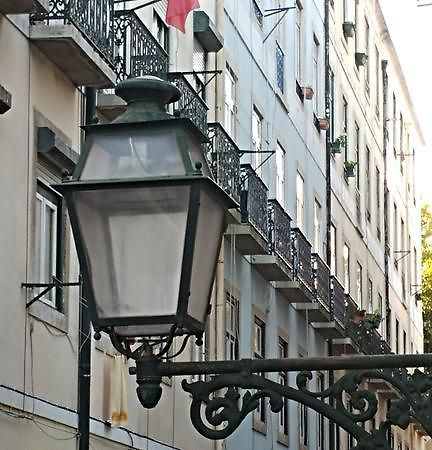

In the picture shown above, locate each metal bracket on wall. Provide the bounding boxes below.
[22,276,82,308]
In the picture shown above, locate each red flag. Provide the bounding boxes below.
[166,0,200,33]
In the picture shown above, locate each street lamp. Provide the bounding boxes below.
[55,76,432,447]
[55,76,234,406]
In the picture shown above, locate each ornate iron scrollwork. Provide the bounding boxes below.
[182,368,432,449]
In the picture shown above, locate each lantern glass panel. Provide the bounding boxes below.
[73,185,190,323]
[187,189,226,325]
[80,130,185,180]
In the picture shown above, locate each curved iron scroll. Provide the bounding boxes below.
[182,368,432,449]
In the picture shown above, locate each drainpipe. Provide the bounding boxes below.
[382,60,390,344]
[323,1,335,449]
[77,87,96,450]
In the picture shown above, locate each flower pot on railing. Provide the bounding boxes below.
[342,21,355,38]
[318,117,330,131]
[331,134,346,154]
[355,52,368,67]
[303,85,314,100]
[363,311,382,330]
[344,160,357,178]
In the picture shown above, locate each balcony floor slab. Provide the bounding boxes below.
[226,224,268,255]
[311,320,344,339]
[97,92,126,121]
[292,302,329,322]
[30,24,116,87]
[330,337,359,355]
[273,280,313,303]
[250,255,292,281]
[0,0,48,13]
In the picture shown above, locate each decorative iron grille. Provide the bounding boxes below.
[114,10,168,82]
[291,228,312,290]
[207,123,241,204]
[276,42,285,93]
[312,254,331,312]
[268,199,291,267]
[240,164,268,240]
[166,72,209,136]
[330,275,345,327]
[31,0,115,66]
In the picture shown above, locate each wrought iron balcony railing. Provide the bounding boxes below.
[207,123,241,204]
[268,199,292,268]
[345,295,391,355]
[31,0,115,66]
[330,276,345,328]
[114,10,168,82]
[240,164,268,241]
[291,228,313,291]
[312,254,331,312]
[166,72,209,136]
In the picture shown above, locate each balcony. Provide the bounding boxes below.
[166,72,209,137]
[332,294,359,355]
[331,276,346,330]
[30,0,116,86]
[309,254,336,334]
[274,228,313,304]
[227,164,268,255]
[0,0,48,14]
[250,200,292,282]
[207,123,241,204]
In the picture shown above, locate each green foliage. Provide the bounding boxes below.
[422,204,432,353]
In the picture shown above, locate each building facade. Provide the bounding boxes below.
[0,0,426,449]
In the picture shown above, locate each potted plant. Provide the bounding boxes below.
[331,134,346,154]
[303,85,314,100]
[363,310,382,330]
[318,117,330,131]
[351,308,366,325]
[355,52,368,67]
[342,21,355,38]
[344,160,357,177]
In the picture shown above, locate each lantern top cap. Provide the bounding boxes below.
[115,76,181,106]
[112,76,182,124]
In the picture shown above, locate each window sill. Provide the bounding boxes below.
[277,432,289,446]
[28,300,67,333]
[252,417,267,435]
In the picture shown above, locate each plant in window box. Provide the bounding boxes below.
[363,310,382,330]
[344,160,357,177]
[302,85,314,100]
[330,134,346,154]
[342,21,355,38]
[355,52,368,67]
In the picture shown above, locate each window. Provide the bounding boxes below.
[375,46,380,116]
[367,278,373,312]
[399,113,404,170]
[225,292,239,360]
[356,262,363,307]
[224,63,236,137]
[392,93,397,157]
[393,203,398,268]
[343,0,349,23]
[276,142,285,205]
[365,18,370,95]
[378,293,384,333]
[313,199,321,254]
[276,42,285,93]
[278,338,289,439]
[330,223,337,275]
[252,0,263,27]
[403,330,407,354]
[312,36,319,113]
[192,39,207,100]
[376,167,381,240]
[395,318,400,354]
[153,12,169,53]
[296,172,305,229]
[343,243,350,293]
[342,96,348,160]
[354,1,359,50]
[354,122,360,188]
[366,147,371,221]
[400,218,405,274]
[34,182,63,309]
[295,1,303,82]
[329,68,335,142]
[317,373,325,450]
[254,316,266,424]
[252,106,264,176]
